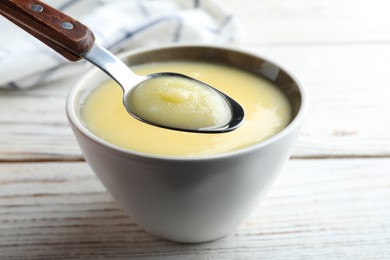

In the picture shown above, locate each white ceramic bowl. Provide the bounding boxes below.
[66,45,307,243]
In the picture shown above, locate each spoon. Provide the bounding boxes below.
[0,0,244,133]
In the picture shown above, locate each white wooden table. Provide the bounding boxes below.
[1,0,390,259]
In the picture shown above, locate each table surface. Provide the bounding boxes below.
[1,0,390,259]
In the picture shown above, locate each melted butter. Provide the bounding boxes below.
[81,61,292,156]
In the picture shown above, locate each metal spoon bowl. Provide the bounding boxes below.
[0,0,244,133]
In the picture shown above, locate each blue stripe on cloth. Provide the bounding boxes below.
[204,14,233,34]
[136,0,150,17]
[217,15,232,33]
[173,20,183,42]
[107,16,183,50]
[26,64,67,87]
[193,0,200,8]
[5,82,20,90]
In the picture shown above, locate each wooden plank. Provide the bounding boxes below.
[0,79,81,161]
[0,159,389,259]
[227,0,390,44]
[1,44,390,160]
[248,44,390,158]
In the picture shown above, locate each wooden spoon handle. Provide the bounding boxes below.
[0,0,95,61]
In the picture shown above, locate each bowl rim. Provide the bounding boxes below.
[66,43,308,162]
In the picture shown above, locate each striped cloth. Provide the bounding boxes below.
[0,0,241,89]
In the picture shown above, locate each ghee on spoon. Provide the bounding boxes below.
[0,0,244,133]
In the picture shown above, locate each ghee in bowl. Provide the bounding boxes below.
[81,61,292,156]
[67,45,307,243]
